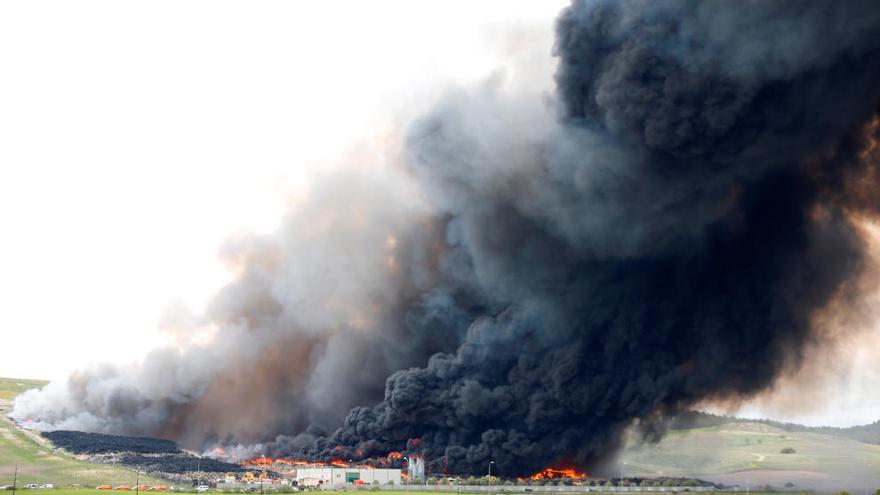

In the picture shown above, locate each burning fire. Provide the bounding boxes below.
[241,455,274,467]
[240,452,404,470]
[241,456,340,468]
[528,467,587,480]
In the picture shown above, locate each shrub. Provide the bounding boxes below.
[780,447,797,454]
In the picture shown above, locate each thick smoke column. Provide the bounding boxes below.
[290,0,880,475]
[13,0,880,478]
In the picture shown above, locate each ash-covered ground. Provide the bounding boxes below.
[43,430,244,475]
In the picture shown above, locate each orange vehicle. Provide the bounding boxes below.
[149,486,168,491]
[97,486,112,490]
[115,486,131,491]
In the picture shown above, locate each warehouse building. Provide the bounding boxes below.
[294,467,401,487]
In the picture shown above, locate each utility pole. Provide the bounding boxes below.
[12,465,17,495]
[135,470,140,495]
[488,461,494,478]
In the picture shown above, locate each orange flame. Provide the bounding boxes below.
[387,452,402,460]
[241,455,275,467]
[529,467,587,480]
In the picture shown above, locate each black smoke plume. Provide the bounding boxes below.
[280,0,880,476]
[14,0,880,478]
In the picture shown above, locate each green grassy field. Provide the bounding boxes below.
[621,421,880,476]
[621,421,880,490]
[0,378,165,488]
[0,379,49,401]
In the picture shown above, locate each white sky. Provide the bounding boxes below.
[0,0,566,380]
[0,0,876,428]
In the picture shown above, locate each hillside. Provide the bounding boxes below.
[669,411,880,446]
[0,377,165,487]
[622,421,880,492]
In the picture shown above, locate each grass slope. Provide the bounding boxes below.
[670,411,880,446]
[0,377,164,488]
[622,422,880,488]
[0,379,48,401]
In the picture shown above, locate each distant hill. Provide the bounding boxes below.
[0,377,48,400]
[670,411,880,445]
[622,420,880,492]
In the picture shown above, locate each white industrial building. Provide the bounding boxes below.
[294,467,401,487]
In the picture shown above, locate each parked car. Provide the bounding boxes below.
[40,485,54,489]
[24,484,39,489]
[196,485,210,493]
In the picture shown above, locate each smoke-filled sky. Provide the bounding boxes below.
[3,0,880,472]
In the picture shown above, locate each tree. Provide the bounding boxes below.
[640,480,652,487]
[780,447,796,454]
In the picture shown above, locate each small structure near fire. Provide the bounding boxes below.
[407,456,425,481]
[294,467,401,487]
